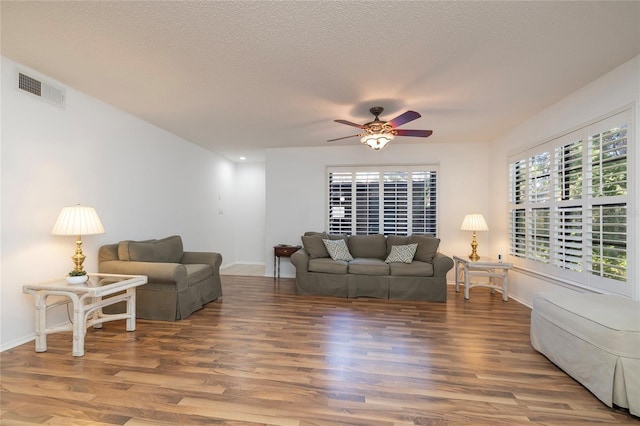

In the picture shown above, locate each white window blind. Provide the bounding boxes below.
[507,108,632,296]
[589,204,627,282]
[528,152,551,203]
[328,166,438,236]
[355,171,380,234]
[552,206,583,272]
[528,207,551,262]
[555,139,583,201]
[411,171,438,234]
[509,209,526,258]
[328,171,353,235]
[383,172,409,235]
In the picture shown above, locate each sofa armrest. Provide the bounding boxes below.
[290,249,310,272]
[432,252,454,277]
[181,251,222,270]
[99,260,188,289]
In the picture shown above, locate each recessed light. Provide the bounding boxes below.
[239,156,247,161]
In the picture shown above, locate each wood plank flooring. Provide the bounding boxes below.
[220,264,266,277]
[2,276,638,425]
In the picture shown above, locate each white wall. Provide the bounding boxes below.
[264,142,491,278]
[0,57,238,350]
[234,162,266,265]
[488,55,640,304]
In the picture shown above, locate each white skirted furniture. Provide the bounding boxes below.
[531,291,640,416]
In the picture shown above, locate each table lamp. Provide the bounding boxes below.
[460,213,488,261]
[51,204,105,274]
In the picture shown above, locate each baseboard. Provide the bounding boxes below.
[0,318,70,353]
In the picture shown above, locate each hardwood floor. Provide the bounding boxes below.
[221,264,266,277]
[2,276,637,425]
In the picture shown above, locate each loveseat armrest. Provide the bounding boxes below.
[99,260,188,290]
[181,251,222,269]
[432,252,454,277]
[290,249,310,272]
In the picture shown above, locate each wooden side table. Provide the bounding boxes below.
[453,255,513,301]
[273,245,300,279]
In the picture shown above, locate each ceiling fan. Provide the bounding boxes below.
[328,106,433,150]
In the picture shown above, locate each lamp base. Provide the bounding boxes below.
[71,235,86,274]
[468,232,481,262]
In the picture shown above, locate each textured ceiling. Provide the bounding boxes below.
[2,1,639,162]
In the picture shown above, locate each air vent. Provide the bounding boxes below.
[16,70,66,108]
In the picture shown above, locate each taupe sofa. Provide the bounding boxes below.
[290,232,453,301]
[98,235,222,321]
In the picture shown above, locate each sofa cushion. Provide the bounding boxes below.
[304,231,326,236]
[410,235,440,263]
[389,261,434,277]
[309,258,349,274]
[117,238,153,260]
[302,233,328,258]
[385,243,418,263]
[118,235,184,263]
[323,239,354,261]
[348,234,387,259]
[348,258,390,275]
[386,235,410,255]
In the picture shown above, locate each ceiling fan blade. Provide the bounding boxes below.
[388,110,421,128]
[334,119,365,129]
[395,129,433,138]
[327,134,361,142]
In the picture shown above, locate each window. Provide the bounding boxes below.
[328,166,438,236]
[508,109,632,296]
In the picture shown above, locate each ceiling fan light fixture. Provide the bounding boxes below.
[328,106,431,148]
[361,133,394,150]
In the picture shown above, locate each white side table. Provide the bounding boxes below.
[453,256,513,301]
[23,273,147,356]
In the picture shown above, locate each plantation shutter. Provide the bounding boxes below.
[383,172,409,235]
[327,166,438,236]
[411,171,438,235]
[586,113,628,284]
[509,209,526,257]
[528,207,550,262]
[552,136,583,271]
[552,206,583,272]
[507,108,632,296]
[328,171,353,234]
[355,172,380,234]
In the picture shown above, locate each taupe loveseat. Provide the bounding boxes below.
[290,232,453,301]
[98,235,222,321]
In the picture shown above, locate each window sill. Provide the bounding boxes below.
[512,264,612,295]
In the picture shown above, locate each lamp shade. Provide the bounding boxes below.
[460,213,489,232]
[51,205,105,236]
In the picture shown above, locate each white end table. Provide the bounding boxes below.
[23,273,147,356]
[453,256,513,301]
